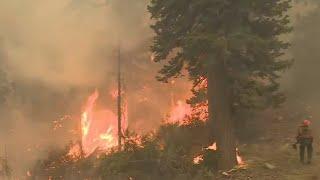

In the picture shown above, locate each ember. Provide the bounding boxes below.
[67,143,82,160]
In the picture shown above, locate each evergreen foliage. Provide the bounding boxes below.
[149,0,293,110]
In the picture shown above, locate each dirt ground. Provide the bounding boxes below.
[216,108,320,180]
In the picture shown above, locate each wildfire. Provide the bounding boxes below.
[150,54,155,62]
[110,89,118,99]
[81,89,127,157]
[167,100,192,124]
[99,127,114,142]
[52,115,72,131]
[193,143,216,165]
[193,155,204,164]
[193,142,244,166]
[81,112,90,137]
[67,143,82,160]
[236,148,244,165]
[53,120,63,131]
[110,87,127,100]
[206,142,217,151]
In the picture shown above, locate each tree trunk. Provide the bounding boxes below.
[207,60,237,170]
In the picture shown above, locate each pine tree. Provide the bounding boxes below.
[149,0,292,169]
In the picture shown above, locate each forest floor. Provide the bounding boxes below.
[215,109,320,180]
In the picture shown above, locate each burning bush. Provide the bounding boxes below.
[97,120,216,179]
[30,119,221,179]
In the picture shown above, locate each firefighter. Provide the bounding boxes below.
[296,119,313,164]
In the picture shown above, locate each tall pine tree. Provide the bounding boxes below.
[149,0,292,169]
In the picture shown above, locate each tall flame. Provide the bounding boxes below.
[81,89,127,156]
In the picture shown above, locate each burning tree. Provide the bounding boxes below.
[149,0,293,170]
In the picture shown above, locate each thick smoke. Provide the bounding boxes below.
[0,0,150,88]
[0,0,192,177]
[0,0,154,176]
[1,0,318,177]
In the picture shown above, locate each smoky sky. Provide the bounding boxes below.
[0,0,319,177]
[0,0,150,89]
[0,0,155,176]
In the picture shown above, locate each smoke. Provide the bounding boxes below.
[3,0,318,177]
[0,0,155,176]
[0,0,193,177]
[283,1,320,102]
[0,0,150,88]
[279,0,320,133]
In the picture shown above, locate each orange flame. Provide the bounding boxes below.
[167,100,192,124]
[150,54,155,62]
[81,89,127,156]
[193,155,204,164]
[236,148,244,165]
[27,171,32,177]
[206,142,217,151]
[67,143,82,160]
[110,89,119,99]
[193,142,244,165]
